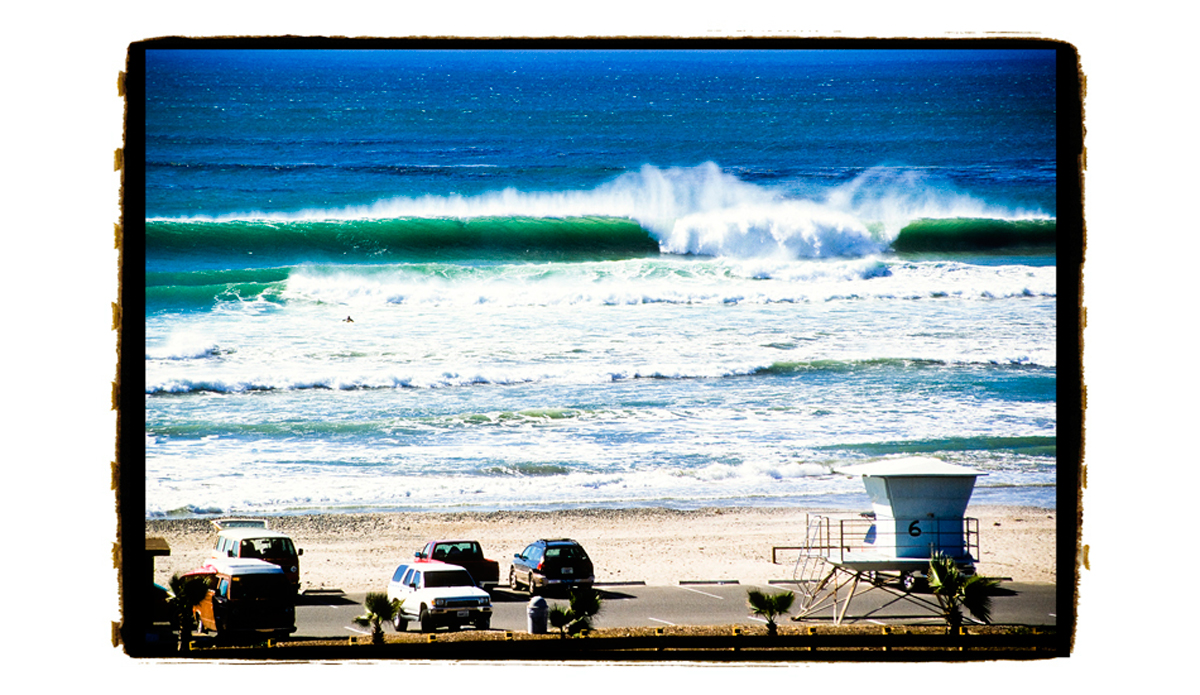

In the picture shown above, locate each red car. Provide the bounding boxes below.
[414,540,500,589]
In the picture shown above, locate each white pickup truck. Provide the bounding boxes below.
[386,561,493,632]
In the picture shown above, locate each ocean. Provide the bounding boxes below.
[137,45,1069,518]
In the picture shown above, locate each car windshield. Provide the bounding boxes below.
[425,569,476,588]
[231,574,291,599]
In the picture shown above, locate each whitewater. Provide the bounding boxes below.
[140,47,1061,518]
[149,163,1052,260]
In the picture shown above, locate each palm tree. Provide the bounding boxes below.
[548,604,574,638]
[746,588,795,636]
[353,592,402,645]
[926,552,1001,632]
[547,587,604,637]
[168,573,209,653]
[566,586,603,635]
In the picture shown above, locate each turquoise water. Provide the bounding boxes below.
[140,47,1062,517]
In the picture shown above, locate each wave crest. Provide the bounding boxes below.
[150,163,1053,261]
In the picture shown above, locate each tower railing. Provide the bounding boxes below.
[777,514,980,571]
[819,516,980,563]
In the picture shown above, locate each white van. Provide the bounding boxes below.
[209,519,303,590]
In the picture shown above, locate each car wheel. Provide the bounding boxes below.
[192,611,204,634]
[901,572,925,592]
[476,616,491,631]
[419,606,434,633]
[393,612,408,632]
[509,568,521,591]
[528,572,539,596]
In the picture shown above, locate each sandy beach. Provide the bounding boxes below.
[145,505,1058,594]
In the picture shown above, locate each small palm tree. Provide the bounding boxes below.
[566,586,603,635]
[747,588,795,636]
[927,552,1001,632]
[353,592,401,645]
[547,587,604,637]
[169,573,209,653]
[548,604,574,638]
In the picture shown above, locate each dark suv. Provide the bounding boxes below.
[509,539,595,595]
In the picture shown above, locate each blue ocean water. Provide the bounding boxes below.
[141,47,1060,517]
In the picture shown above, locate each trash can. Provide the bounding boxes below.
[526,596,548,634]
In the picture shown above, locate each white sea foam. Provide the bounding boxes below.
[658,201,885,258]
[143,451,866,517]
[272,257,1054,310]
[144,332,233,361]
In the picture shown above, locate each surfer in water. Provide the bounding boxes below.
[343,316,354,323]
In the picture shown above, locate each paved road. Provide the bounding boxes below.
[296,581,1057,640]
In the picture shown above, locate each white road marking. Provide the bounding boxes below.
[649,617,676,626]
[344,625,371,635]
[678,586,723,599]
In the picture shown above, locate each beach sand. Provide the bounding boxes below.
[144,505,1058,594]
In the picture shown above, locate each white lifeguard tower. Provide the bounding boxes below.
[787,457,985,624]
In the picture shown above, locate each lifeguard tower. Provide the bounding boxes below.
[787,457,984,624]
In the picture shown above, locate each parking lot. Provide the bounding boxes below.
[294,581,1056,640]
